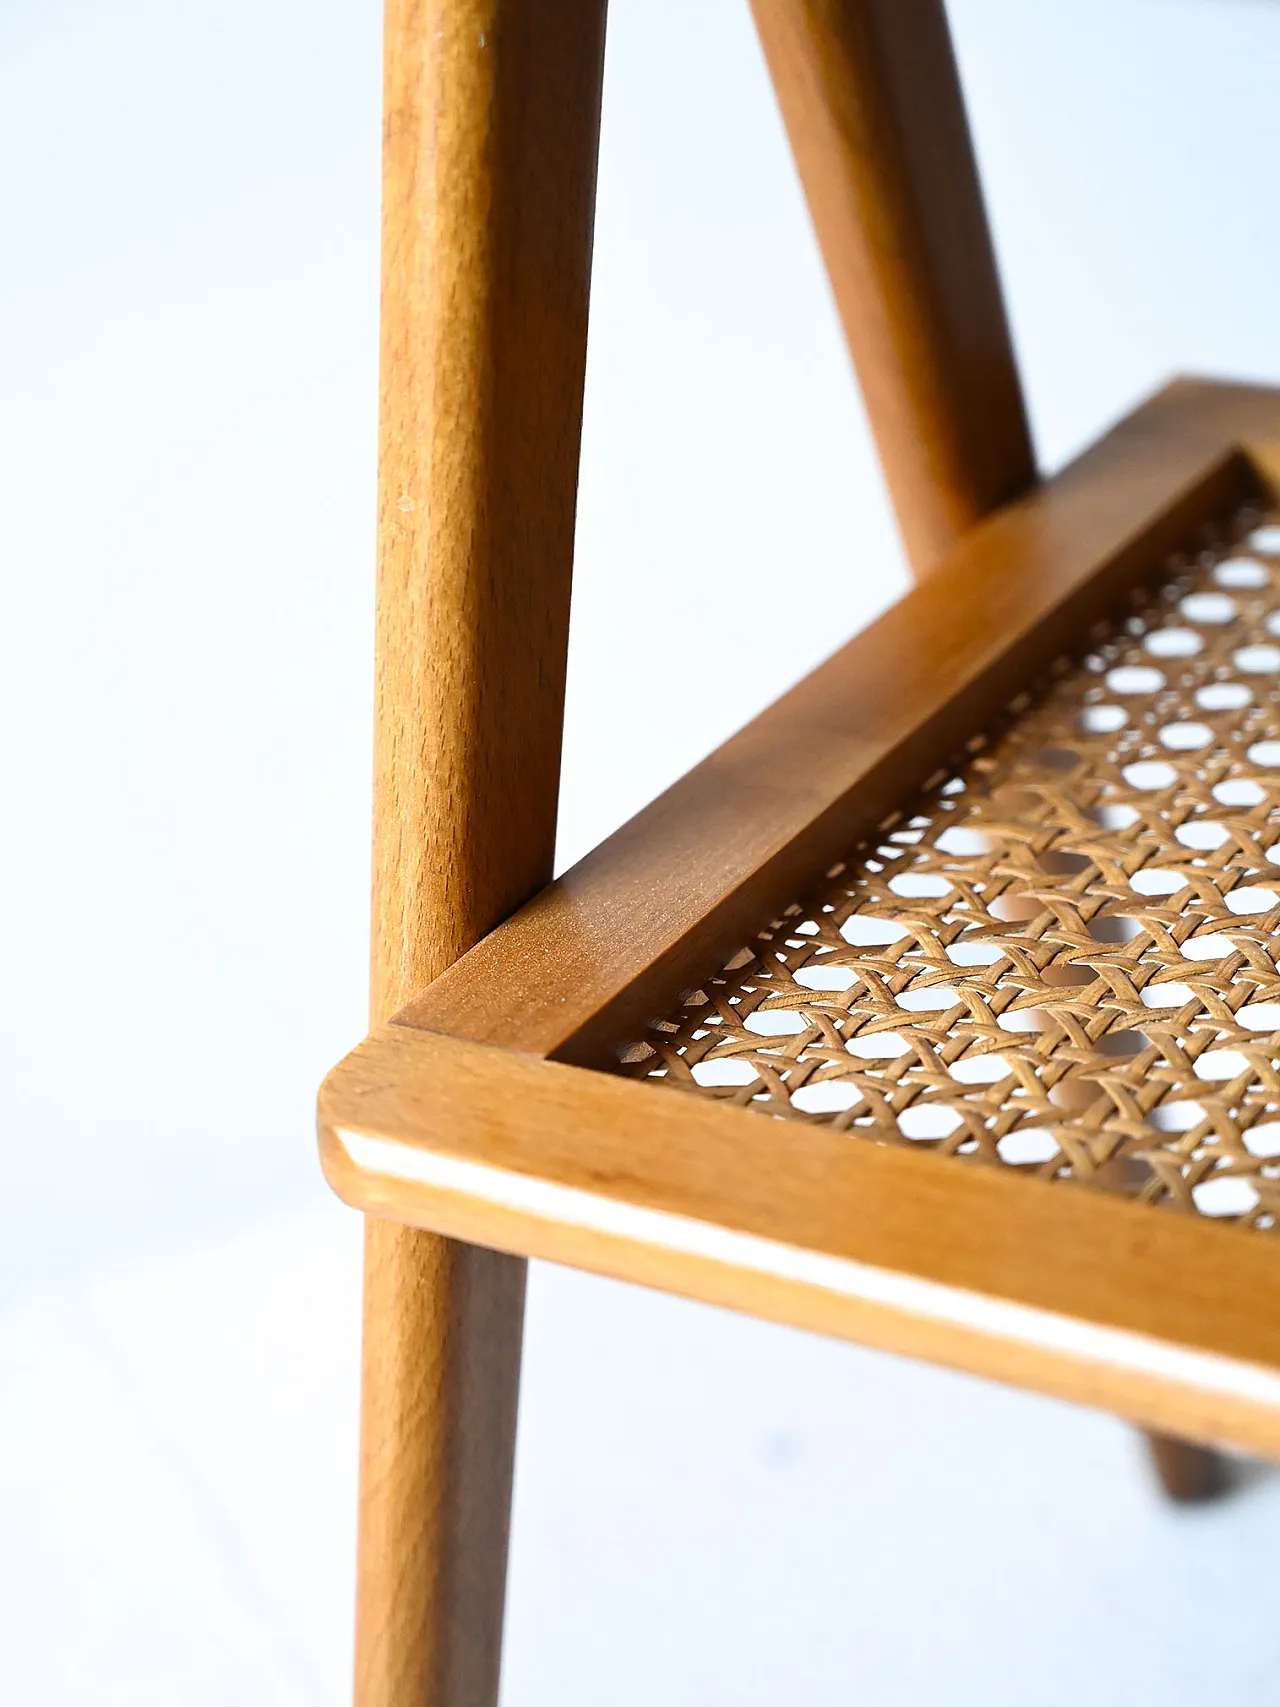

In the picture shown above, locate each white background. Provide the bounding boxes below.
[4,0,1280,1700]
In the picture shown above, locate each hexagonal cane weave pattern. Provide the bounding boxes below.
[618,513,1280,1230]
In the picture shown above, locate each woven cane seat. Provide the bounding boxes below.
[618,511,1280,1234]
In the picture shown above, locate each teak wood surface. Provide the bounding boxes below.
[327,378,1280,1463]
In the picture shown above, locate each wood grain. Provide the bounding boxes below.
[372,0,605,994]
[322,1025,1280,1462]
[398,380,1276,1070]
[357,5,606,1706]
[748,0,1035,574]
[358,1226,526,1707]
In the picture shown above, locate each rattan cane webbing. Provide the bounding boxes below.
[618,516,1280,1231]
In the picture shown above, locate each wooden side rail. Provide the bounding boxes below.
[396,379,1279,1068]
[321,1025,1280,1462]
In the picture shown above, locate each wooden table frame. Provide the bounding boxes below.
[324,378,1280,1463]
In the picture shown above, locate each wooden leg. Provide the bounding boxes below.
[356,3,606,1700]
[355,1220,526,1707]
[748,0,1035,576]
[1144,1429,1229,1503]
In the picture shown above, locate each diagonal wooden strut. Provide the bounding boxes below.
[749,0,1037,575]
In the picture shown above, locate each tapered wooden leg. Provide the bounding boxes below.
[1144,1430,1229,1503]
[356,1222,526,1707]
[357,2,607,1701]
